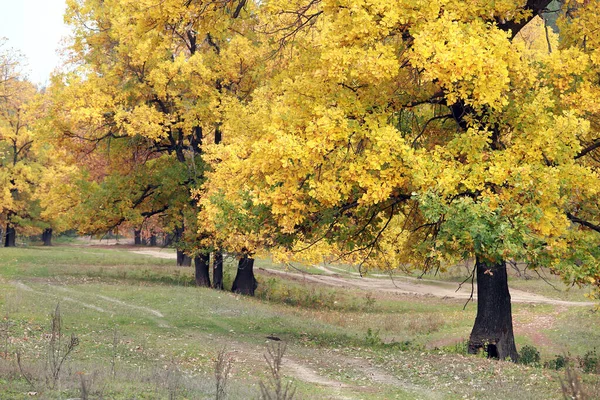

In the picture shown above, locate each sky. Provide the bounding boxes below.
[0,0,71,86]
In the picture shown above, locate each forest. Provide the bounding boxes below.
[1,0,600,399]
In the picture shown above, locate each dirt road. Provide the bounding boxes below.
[131,249,596,307]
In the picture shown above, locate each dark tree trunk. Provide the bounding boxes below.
[231,255,257,296]
[194,253,211,287]
[164,233,174,246]
[213,251,224,290]
[177,250,192,267]
[149,235,157,247]
[134,230,142,245]
[173,226,191,266]
[42,228,53,246]
[468,257,519,361]
[4,225,16,247]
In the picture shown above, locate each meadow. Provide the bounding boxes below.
[0,244,598,399]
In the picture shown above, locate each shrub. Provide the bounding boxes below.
[259,342,296,400]
[581,349,599,374]
[519,345,541,366]
[365,328,382,346]
[545,354,569,370]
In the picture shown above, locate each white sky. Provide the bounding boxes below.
[0,0,71,86]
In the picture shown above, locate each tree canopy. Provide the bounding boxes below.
[199,0,600,298]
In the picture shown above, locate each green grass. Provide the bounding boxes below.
[0,245,598,399]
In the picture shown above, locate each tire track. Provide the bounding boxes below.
[11,281,171,328]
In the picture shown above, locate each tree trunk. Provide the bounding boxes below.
[194,253,211,287]
[231,255,257,296]
[177,250,192,267]
[213,251,224,290]
[134,230,142,245]
[468,257,519,361]
[42,228,53,246]
[4,225,15,247]
[149,235,157,247]
[173,226,191,266]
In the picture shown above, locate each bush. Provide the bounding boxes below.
[365,328,382,346]
[581,349,599,374]
[519,345,541,366]
[545,354,569,370]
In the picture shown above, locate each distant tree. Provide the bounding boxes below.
[52,0,262,283]
[0,40,80,247]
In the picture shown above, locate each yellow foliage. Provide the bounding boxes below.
[195,0,600,298]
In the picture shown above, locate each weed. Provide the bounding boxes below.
[0,317,13,358]
[79,370,102,400]
[16,351,36,390]
[259,342,296,400]
[45,303,79,389]
[560,365,591,400]
[365,328,382,346]
[165,362,183,400]
[215,347,233,400]
[545,354,571,370]
[580,349,599,374]
[519,345,541,366]
[110,326,119,379]
[363,293,376,311]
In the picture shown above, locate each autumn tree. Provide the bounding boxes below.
[0,40,80,247]
[201,0,600,360]
[53,0,262,284]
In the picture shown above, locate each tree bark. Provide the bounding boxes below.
[173,226,191,266]
[177,250,192,267]
[149,235,157,246]
[194,253,211,287]
[42,228,53,246]
[134,229,142,245]
[213,251,224,290]
[468,257,519,361]
[231,255,257,296]
[4,225,16,247]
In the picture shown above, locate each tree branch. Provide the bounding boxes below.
[495,0,554,38]
[575,139,600,160]
[567,212,600,233]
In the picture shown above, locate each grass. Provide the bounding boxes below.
[0,245,598,399]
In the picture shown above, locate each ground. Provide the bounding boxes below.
[0,241,598,399]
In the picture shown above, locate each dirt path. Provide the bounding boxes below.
[131,249,176,259]
[131,249,595,307]
[219,339,436,399]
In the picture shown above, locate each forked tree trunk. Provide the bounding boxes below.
[231,255,257,296]
[468,257,519,361]
[194,253,211,287]
[177,250,192,267]
[213,251,224,290]
[4,225,16,247]
[42,228,53,246]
